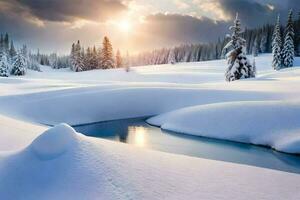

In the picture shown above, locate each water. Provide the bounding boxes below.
[73,117,300,174]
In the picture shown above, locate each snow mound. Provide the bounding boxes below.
[147,101,300,154]
[30,123,77,160]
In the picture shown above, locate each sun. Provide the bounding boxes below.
[118,20,132,32]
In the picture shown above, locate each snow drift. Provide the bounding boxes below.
[147,101,300,154]
[30,124,77,160]
[0,124,300,200]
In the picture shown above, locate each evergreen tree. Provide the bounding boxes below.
[49,53,58,69]
[272,15,282,70]
[9,40,16,61]
[71,41,84,72]
[282,10,295,68]
[125,51,130,72]
[4,33,9,53]
[168,48,176,64]
[85,47,92,70]
[222,13,255,82]
[295,12,300,56]
[70,43,76,71]
[11,52,26,76]
[252,36,259,57]
[260,35,267,53]
[101,36,115,69]
[116,50,122,68]
[90,46,98,70]
[0,34,3,51]
[0,51,9,77]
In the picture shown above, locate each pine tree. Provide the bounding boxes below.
[101,36,115,69]
[295,12,300,56]
[168,48,176,64]
[4,33,9,53]
[11,52,26,76]
[260,35,267,53]
[0,51,9,77]
[0,34,3,51]
[90,46,98,70]
[116,50,122,68]
[222,13,255,82]
[9,40,16,63]
[252,36,259,57]
[49,53,58,69]
[272,15,282,70]
[71,41,84,72]
[282,9,295,68]
[125,51,130,72]
[70,43,75,71]
[85,47,92,70]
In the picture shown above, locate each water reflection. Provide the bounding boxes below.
[73,117,300,174]
[128,126,147,147]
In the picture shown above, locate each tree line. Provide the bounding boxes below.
[223,9,296,82]
[0,33,43,77]
[130,12,300,67]
[69,36,129,72]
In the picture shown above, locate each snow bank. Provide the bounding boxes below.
[0,114,46,151]
[147,101,300,154]
[30,124,77,160]
[0,125,300,200]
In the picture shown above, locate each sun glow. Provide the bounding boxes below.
[118,20,132,32]
[134,127,146,147]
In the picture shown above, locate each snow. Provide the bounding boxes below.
[30,124,77,160]
[0,124,300,200]
[147,101,300,154]
[0,54,300,199]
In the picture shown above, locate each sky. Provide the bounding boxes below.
[0,0,299,54]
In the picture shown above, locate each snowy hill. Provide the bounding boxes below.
[0,54,300,199]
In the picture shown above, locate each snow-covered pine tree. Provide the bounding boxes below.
[101,36,115,69]
[89,46,98,70]
[168,48,176,64]
[9,40,16,62]
[85,47,92,70]
[21,45,30,69]
[4,33,9,53]
[260,35,267,53]
[272,15,282,70]
[116,50,122,68]
[49,53,58,69]
[11,52,26,76]
[0,34,3,51]
[295,12,300,56]
[125,51,130,72]
[0,51,9,77]
[252,58,257,77]
[96,47,102,69]
[252,36,259,57]
[71,41,84,72]
[282,9,295,68]
[70,43,75,71]
[222,13,255,82]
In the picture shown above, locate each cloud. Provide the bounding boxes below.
[216,0,300,27]
[0,0,298,54]
[131,13,229,50]
[2,0,129,23]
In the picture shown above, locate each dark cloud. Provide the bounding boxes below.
[10,0,129,22]
[218,0,300,27]
[135,13,228,49]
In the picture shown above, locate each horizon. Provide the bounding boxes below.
[0,0,299,55]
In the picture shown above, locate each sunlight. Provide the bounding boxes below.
[118,20,132,32]
[134,127,146,147]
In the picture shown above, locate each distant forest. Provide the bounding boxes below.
[130,13,300,66]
